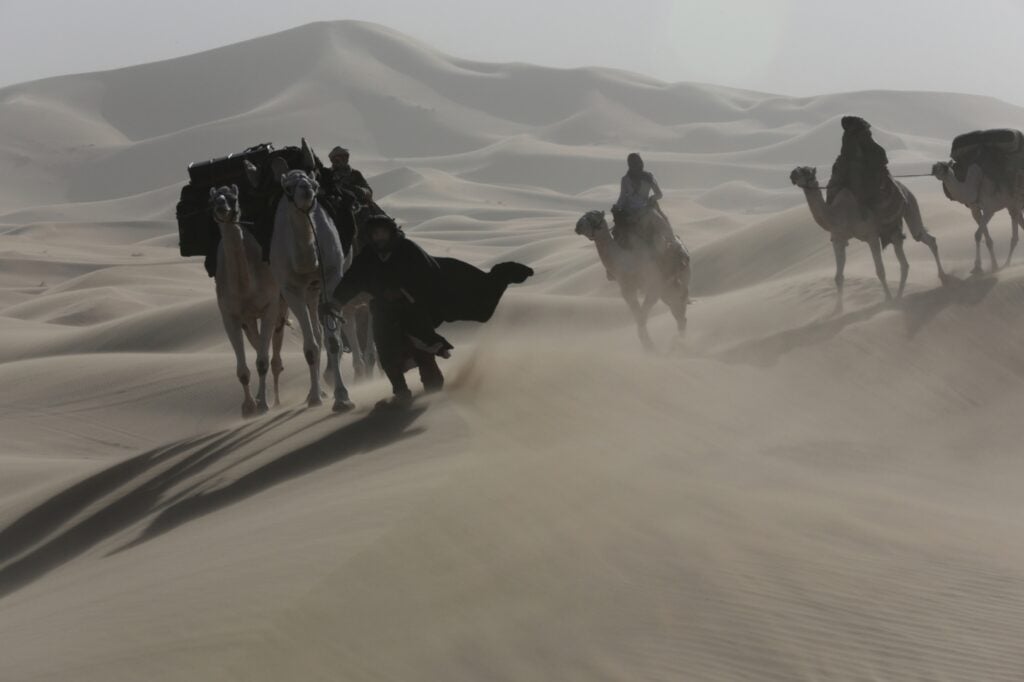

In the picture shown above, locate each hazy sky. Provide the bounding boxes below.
[2,0,1023,104]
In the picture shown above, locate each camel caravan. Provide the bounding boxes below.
[177,120,1024,415]
[790,118,1024,312]
[176,139,532,415]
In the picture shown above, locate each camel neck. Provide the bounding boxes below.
[218,221,253,297]
[593,229,619,274]
[800,186,833,234]
[286,203,319,274]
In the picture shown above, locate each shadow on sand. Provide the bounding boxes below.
[900,273,998,338]
[0,404,426,600]
[716,273,998,367]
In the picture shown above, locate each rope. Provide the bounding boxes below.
[804,171,936,191]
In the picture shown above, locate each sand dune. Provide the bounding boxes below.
[2,19,1024,682]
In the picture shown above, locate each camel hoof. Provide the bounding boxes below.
[256,401,270,415]
[333,399,355,413]
[241,400,257,419]
[971,265,984,276]
[307,395,324,408]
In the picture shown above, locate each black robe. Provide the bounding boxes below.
[333,233,533,328]
[828,131,890,207]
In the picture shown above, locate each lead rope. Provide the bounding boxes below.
[812,171,936,191]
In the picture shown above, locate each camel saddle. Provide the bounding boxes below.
[610,205,688,278]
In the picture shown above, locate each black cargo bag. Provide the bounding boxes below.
[951,129,1024,164]
[176,182,217,258]
[176,143,275,259]
[186,143,273,187]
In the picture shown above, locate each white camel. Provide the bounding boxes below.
[210,185,287,417]
[931,161,1022,272]
[575,210,690,349]
[270,169,355,412]
[790,167,947,312]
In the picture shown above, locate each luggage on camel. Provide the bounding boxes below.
[176,141,326,275]
[949,129,1024,190]
[176,143,275,262]
[186,143,274,188]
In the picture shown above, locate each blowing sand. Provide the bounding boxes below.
[1,20,1023,682]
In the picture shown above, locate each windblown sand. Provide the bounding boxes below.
[1,21,1023,682]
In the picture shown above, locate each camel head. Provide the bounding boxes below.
[789,167,819,189]
[209,185,240,224]
[931,161,953,179]
[281,169,320,213]
[575,210,609,241]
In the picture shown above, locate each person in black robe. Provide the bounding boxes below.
[828,116,890,210]
[332,215,533,405]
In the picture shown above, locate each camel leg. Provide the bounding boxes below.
[622,285,653,350]
[271,310,285,408]
[972,208,998,273]
[971,208,986,274]
[832,239,847,315]
[320,302,353,412]
[307,297,331,400]
[868,236,892,301]
[638,290,659,349]
[903,192,947,283]
[340,307,365,380]
[917,231,947,285]
[1006,209,1021,268]
[323,313,337,389]
[222,314,256,418]
[665,272,690,334]
[982,214,999,273]
[663,290,688,334]
[892,237,910,299]
[252,311,277,415]
[283,289,323,408]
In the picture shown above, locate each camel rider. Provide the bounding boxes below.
[327,146,373,205]
[828,116,890,210]
[332,215,452,404]
[611,153,689,274]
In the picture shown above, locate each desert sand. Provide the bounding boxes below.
[1,20,1023,681]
